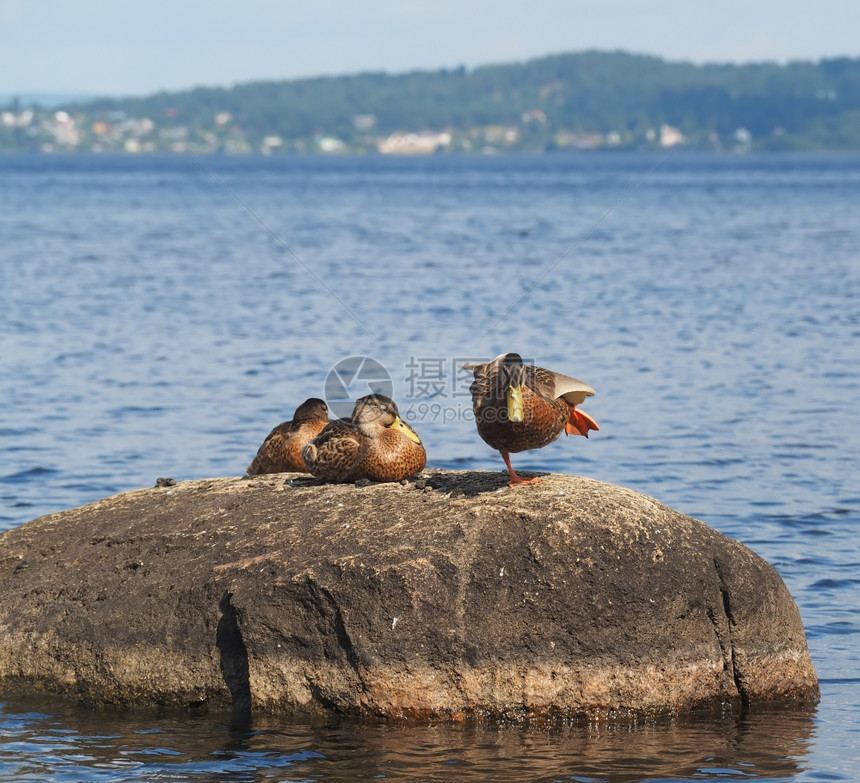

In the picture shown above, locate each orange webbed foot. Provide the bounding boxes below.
[565,405,599,437]
[508,475,541,486]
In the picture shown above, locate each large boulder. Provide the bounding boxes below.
[0,470,818,719]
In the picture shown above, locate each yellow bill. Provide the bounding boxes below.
[390,416,422,444]
[507,384,524,423]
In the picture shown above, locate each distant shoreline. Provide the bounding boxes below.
[4,51,860,154]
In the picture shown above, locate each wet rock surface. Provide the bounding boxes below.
[0,470,818,719]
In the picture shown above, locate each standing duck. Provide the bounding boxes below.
[463,353,598,485]
[246,398,331,475]
[302,394,426,483]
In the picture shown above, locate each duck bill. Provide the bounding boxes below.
[390,415,422,444]
[507,384,524,423]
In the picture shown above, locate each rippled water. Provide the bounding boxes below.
[1,153,858,781]
[0,695,822,782]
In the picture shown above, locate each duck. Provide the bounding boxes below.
[462,352,598,486]
[302,394,426,483]
[246,397,331,475]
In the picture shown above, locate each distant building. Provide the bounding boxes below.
[659,124,686,147]
[554,131,603,149]
[261,135,283,154]
[377,131,451,155]
[317,136,346,153]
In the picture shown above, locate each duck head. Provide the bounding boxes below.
[293,397,329,422]
[352,394,422,444]
[500,353,525,423]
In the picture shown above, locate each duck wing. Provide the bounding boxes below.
[461,353,507,386]
[546,369,596,406]
[461,353,507,373]
[302,420,365,482]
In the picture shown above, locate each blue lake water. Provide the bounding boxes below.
[0,152,858,781]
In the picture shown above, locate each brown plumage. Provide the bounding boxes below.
[246,398,330,475]
[302,394,426,483]
[463,352,598,485]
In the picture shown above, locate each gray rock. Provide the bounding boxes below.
[0,470,818,719]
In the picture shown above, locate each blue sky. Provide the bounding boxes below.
[2,0,859,97]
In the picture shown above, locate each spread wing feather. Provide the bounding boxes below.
[547,371,596,406]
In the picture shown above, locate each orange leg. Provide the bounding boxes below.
[565,405,600,437]
[501,450,540,486]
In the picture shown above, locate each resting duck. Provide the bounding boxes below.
[463,352,598,485]
[302,394,426,483]
[246,398,331,475]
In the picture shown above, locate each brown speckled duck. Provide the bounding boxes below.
[463,352,598,486]
[246,398,331,475]
[302,394,426,483]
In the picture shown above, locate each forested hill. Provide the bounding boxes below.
[3,50,860,153]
